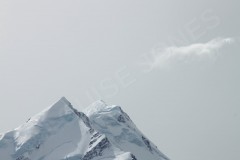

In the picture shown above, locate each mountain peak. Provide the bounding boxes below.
[84,99,108,116]
[0,98,169,160]
[59,96,71,105]
[36,96,74,120]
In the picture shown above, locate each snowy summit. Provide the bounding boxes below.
[0,97,169,160]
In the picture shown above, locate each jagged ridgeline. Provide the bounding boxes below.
[0,97,169,160]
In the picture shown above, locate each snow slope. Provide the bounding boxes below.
[0,97,169,160]
[84,100,169,160]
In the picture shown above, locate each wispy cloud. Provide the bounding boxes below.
[146,37,234,69]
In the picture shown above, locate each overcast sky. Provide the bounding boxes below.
[0,0,239,160]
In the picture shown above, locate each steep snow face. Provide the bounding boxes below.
[0,97,94,160]
[0,98,169,160]
[84,101,169,160]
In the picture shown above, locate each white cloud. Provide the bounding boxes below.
[147,37,234,69]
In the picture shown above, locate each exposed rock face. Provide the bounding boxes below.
[117,115,126,123]
[82,137,110,160]
[142,136,152,151]
[130,154,138,160]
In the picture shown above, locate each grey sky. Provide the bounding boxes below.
[0,0,239,160]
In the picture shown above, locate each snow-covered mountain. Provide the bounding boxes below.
[0,97,169,160]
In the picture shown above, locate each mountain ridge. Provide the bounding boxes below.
[0,97,169,160]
